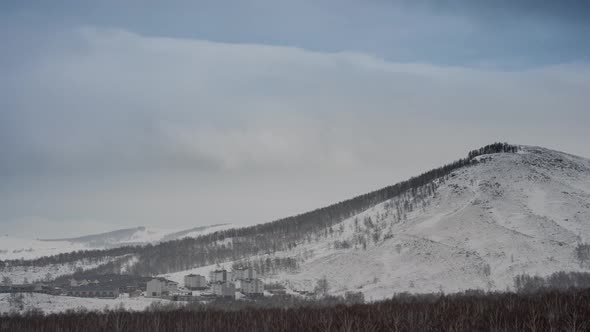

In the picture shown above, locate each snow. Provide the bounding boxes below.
[0,293,168,314]
[175,224,236,239]
[125,227,179,243]
[0,256,128,284]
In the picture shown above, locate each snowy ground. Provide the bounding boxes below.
[0,256,129,284]
[0,293,169,314]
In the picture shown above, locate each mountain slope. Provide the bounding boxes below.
[155,145,590,300]
[250,146,590,299]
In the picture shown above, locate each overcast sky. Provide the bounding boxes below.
[1,1,589,238]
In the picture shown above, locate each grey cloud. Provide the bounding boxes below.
[2,1,588,67]
[2,28,590,177]
[1,28,590,236]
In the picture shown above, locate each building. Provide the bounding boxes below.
[66,286,120,299]
[184,274,207,290]
[211,282,235,299]
[69,279,90,287]
[129,289,142,298]
[241,279,264,296]
[0,284,60,295]
[0,284,40,293]
[268,288,287,295]
[232,267,256,281]
[146,278,178,297]
[209,269,232,283]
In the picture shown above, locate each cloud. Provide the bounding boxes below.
[3,27,589,174]
[1,27,589,236]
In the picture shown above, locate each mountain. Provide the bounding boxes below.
[3,144,590,301]
[38,224,233,248]
[0,224,233,260]
[156,144,590,298]
[0,236,87,261]
[39,227,152,247]
[262,145,590,299]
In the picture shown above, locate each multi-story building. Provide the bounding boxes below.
[209,269,232,283]
[211,282,235,299]
[184,274,207,290]
[241,279,264,296]
[232,267,256,281]
[146,278,178,297]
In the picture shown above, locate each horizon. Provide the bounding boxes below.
[2,1,590,238]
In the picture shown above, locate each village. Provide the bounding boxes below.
[0,266,287,302]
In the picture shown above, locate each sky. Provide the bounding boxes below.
[1,1,589,238]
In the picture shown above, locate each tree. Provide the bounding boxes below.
[8,293,25,311]
[315,276,330,297]
[575,243,590,268]
[2,276,12,285]
[483,264,491,277]
[344,291,365,304]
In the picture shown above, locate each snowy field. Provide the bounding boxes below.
[0,293,169,314]
[0,256,130,284]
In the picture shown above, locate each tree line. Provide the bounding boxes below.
[514,271,590,293]
[2,287,590,332]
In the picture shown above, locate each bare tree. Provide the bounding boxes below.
[575,243,590,268]
[2,276,12,285]
[314,276,330,297]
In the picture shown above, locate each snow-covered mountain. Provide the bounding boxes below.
[4,144,590,304]
[39,224,233,248]
[161,146,590,299]
[0,224,233,260]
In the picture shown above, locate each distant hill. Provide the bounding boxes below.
[39,227,148,247]
[38,224,234,248]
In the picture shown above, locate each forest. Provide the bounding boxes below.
[2,287,589,332]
